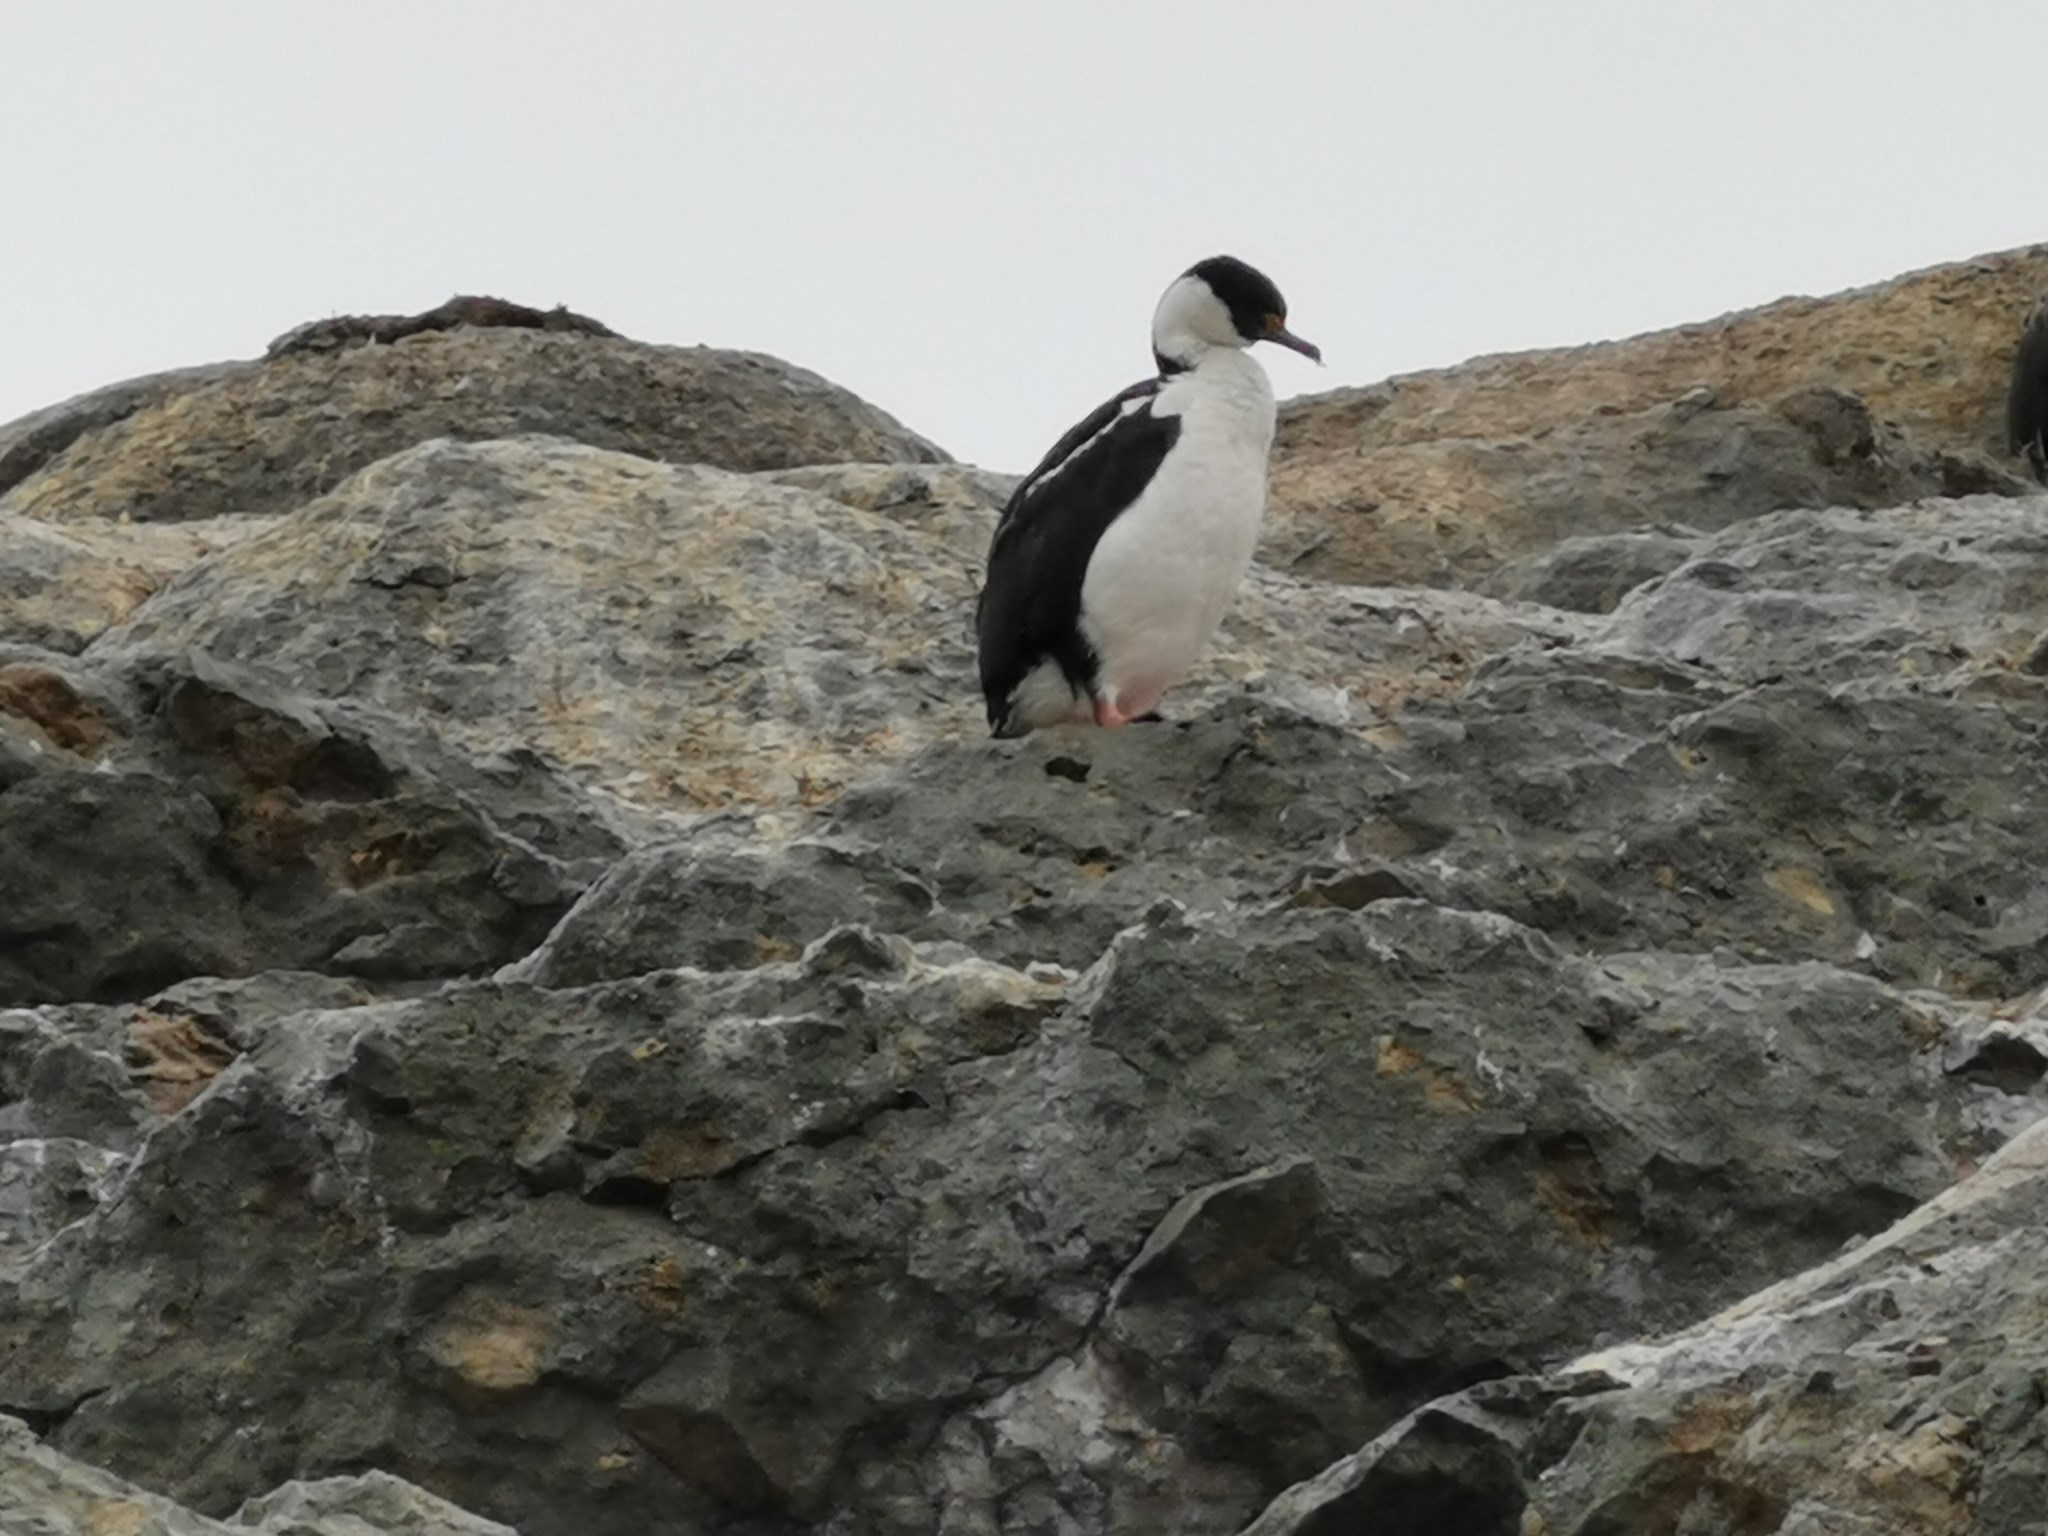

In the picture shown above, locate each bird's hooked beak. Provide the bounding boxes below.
[1263,313,1323,364]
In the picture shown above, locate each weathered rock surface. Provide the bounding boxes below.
[1272,246,2048,586]
[1481,526,1701,614]
[0,298,945,528]
[86,435,1581,812]
[8,257,2048,1536]
[0,362,249,500]
[0,1412,515,1535]
[0,901,2002,1536]
[0,513,268,654]
[84,437,986,812]
[1238,1108,2048,1536]
[1593,495,2048,683]
[264,293,620,356]
[0,647,634,1006]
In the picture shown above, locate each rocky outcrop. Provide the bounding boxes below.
[0,897,2004,1534]
[85,436,1579,812]
[1480,526,1702,614]
[1239,1109,2048,1536]
[263,294,620,356]
[0,514,264,654]
[0,1413,515,1535]
[0,296,945,528]
[6,257,2048,1535]
[0,362,246,500]
[0,648,632,1006]
[1271,244,2048,586]
[83,438,990,811]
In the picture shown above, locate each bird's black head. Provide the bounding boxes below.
[1181,255,1322,363]
[1186,256,1286,338]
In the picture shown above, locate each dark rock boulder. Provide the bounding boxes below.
[0,934,1066,1532]
[0,650,625,1006]
[0,899,2008,1534]
[1239,1111,2048,1536]
[0,765,247,1002]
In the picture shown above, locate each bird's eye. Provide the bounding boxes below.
[1265,313,1286,334]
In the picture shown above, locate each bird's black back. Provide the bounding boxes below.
[976,379,1181,732]
[2009,298,2048,482]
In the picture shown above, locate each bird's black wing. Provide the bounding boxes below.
[975,377,1180,729]
[2009,299,2048,482]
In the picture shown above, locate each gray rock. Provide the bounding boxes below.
[0,900,2007,1534]
[0,767,247,1003]
[0,937,1066,1533]
[1269,237,2048,588]
[0,515,264,654]
[1597,494,2048,683]
[758,460,1018,525]
[0,1412,513,1536]
[0,713,60,788]
[1238,1113,2048,1536]
[800,563,2048,999]
[1333,655,2048,995]
[87,438,981,814]
[1220,496,2048,998]
[76,436,1582,816]
[505,834,939,986]
[0,361,249,498]
[0,316,945,528]
[0,1139,125,1265]
[1269,385,2032,590]
[231,1469,519,1536]
[0,650,615,1005]
[1232,1393,1532,1536]
[0,1004,152,1151]
[0,971,379,1166]
[1481,527,1701,613]
[13,261,2048,1536]
[0,1411,242,1536]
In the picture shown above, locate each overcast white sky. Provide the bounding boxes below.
[3,2,2041,473]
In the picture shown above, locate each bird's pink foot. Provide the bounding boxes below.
[1092,682,1168,729]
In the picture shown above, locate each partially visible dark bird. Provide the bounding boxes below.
[974,256,1320,739]
[2007,295,2048,482]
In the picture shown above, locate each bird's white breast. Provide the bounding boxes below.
[1078,350,1276,710]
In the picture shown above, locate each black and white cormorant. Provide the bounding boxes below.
[975,256,1321,738]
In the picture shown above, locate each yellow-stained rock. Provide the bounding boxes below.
[1270,243,2048,586]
